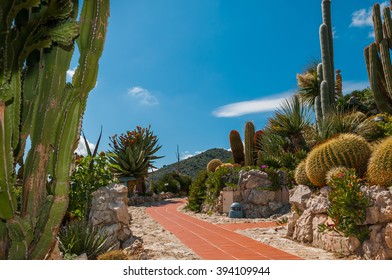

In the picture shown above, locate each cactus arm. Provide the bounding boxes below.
[316,63,324,129]
[379,39,392,99]
[320,81,329,118]
[383,7,392,47]
[367,43,392,113]
[6,216,33,259]
[319,23,334,105]
[321,0,334,82]
[373,4,384,44]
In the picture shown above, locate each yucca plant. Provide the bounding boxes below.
[107,126,163,194]
[296,61,320,108]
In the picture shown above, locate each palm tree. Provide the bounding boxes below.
[296,61,320,108]
[267,95,312,152]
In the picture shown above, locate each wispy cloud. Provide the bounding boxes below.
[128,86,158,105]
[342,80,370,94]
[332,27,338,39]
[181,150,203,160]
[75,138,95,156]
[350,1,388,28]
[212,91,293,118]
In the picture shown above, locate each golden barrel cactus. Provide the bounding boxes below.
[207,159,223,173]
[367,136,392,187]
[305,133,371,187]
[294,160,312,186]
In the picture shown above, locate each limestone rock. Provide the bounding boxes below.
[248,188,275,205]
[293,209,314,243]
[384,223,392,250]
[307,196,328,214]
[238,170,271,190]
[290,185,312,212]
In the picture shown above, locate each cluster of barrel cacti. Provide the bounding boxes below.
[364,2,392,114]
[0,0,109,259]
[294,133,392,188]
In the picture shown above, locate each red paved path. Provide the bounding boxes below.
[146,199,302,260]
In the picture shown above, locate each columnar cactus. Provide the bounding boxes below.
[229,130,245,165]
[364,3,392,114]
[367,136,392,187]
[305,134,371,187]
[317,0,336,124]
[244,121,255,166]
[0,0,109,259]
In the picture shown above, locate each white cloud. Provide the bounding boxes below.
[368,30,375,38]
[66,67,76,82]
[212,91,293,118]
[350,1,389,27]
[181,150,203,160]
[75,138,95,156]
[342,80,370,94]
[128,86,158,105]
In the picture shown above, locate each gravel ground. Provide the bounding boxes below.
[127,198,342,260]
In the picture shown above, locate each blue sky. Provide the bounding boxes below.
[73,0,385,167]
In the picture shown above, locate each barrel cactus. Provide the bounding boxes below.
[294,160,312,186]
[207,159,223,173]
[305,133,371,187]
[229,130,245,165]
[367,136,392,187]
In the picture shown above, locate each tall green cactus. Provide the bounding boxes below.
[317,0,336,124]
[0,0,109,259]
[244,121,255,166]
[229,130,244,165]
[364,3,392,114]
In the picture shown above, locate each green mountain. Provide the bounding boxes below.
[149,148,232,182]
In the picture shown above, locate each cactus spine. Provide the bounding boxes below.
[305,134,371,187]
[229,130,245,165]
[367,136,392,187]
[364,3,392,114]
[244,121,255,166]
[0,0,109,259]
[294,160,312,186]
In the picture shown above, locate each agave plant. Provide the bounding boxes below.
[107,126,163,193]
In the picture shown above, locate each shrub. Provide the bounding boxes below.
[321,169,370,243]
[153,172,193,194]
[68,153,115,220]
[186,170,209,212]
[59,220,112,260]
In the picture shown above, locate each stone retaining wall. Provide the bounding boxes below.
[287,185,392,259]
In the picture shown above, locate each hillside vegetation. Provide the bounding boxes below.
[149,148,232,182]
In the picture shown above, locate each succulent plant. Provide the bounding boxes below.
[244,121,255,166]
[367,136,392,187]
[207,159,223,173]
[0,0,109,259]
[107,126,163,180]
[229,130,245,165]
[294,160,312,186]
[305,133,371,187]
